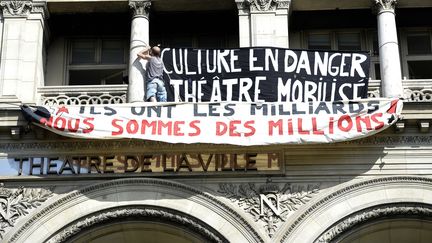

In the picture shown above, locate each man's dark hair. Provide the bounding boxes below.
[151,46,161,57]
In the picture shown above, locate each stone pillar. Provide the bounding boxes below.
[127,0,151,103]
[0,0,48,104]
[235,0,291,48]
[373,0,403,98]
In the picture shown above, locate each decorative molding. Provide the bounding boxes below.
[275,0,290,9]
[372,0,397,12]
[280,176,432,242]
[315,203,432,243]
[129,0,151,18]
[218,180,319,238]
[236,0,290,11]
[250,0,276,11]
[0,0,32,16]
[0,0,47,18]
[235,0,248,10]
[10,178,263,243]
[30,1,49,19]
[46,207,226,243]
[0,185,53,239]
[2,135,432,154]
[342,134,432,145]
[0,140,179,153]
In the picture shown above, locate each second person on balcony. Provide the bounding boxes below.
[137,45,167,102]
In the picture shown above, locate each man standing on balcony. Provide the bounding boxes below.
[137,45,167,102]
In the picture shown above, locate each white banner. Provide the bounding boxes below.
[21,99,402,146]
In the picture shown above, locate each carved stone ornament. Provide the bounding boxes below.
[0,0,32,16]
[0,185,53,239]
[10,178,262,243]
[29,1,49,19]
[47,207,227,243]
[129,0,151,18]
[373,0,397,12]
[280,176,432,242]
[0,139,230,153]
[237,0,290,11]
[0,0,48,18]
[218,180,319,237]
[315,203,432,243]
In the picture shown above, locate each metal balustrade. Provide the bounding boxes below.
[38,85,128,106]
[37,80,432,106]
[368,79,432,101]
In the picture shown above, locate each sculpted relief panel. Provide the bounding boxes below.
[0,185,53,239]
[218,180,319,237]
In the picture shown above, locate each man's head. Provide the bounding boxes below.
[151,46,161,57]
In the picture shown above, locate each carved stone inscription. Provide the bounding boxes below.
[10,152,282,176]
[218,180,319,237]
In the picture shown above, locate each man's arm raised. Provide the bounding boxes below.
[137,46,151,60]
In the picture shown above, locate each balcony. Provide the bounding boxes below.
[37,80,432,106]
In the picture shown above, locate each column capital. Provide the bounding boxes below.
[129,0,151,18]
[236,0,290,12]
[372,0,397,13]
[0,0,48,18]
[32,0,49,19]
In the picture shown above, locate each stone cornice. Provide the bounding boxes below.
[0,0,48,18]
[129,0,151,18]
[372,0,397,13]
[1,135,432,154]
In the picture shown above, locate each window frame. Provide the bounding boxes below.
[65,37,129,85]
[366,30,381,80]
[302,29,382,79]
[303,30,366,51]
[400,28,432,80]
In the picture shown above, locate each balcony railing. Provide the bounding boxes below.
[38,85,127,105]
[368,79,432,102]
[37,80,432,106]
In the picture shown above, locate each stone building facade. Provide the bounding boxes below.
[0,0,432,242]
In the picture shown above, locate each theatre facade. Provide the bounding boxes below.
[1,0,432,242]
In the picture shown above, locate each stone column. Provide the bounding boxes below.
[373,0,403,98]
[0,0,48,105]
[127,0,151,103]
[235,0,291,48]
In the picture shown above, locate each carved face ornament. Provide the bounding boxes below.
[1,0,32,15]
[256,0,271,10]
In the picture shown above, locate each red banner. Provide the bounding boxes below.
[21,99,402,146]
